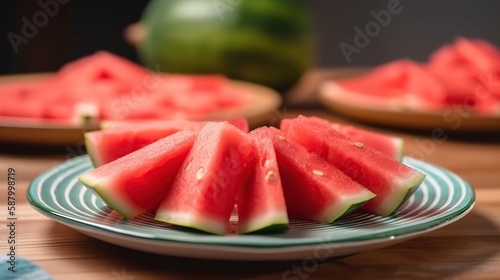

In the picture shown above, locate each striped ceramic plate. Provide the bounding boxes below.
[27,155,475,260]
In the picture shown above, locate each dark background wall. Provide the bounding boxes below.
[305,0,500,66]
[1,0,500,74]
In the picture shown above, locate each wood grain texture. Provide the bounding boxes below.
[1,69,500,280]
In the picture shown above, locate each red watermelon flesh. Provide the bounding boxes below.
[327,37,500,115]
[0,81,56,119]
[237,128,288,234]
[86,118,249,167]
[0,52,246,122]
[339,66,404,98]
[266,126,375,223]
[282,116,426,216]
[340,60,423,96]
[162,90,219,115]
[99,74,244,120]
[0,100,45,119]
[338,60,447,111]
[78,131,197,219]
[191,75,226,91]
[155,122,252,235]
[55,51,148,87]
[157,74,227,92]
[403,63,447,109]
[330,123,404,162]
[135,75,243,117]
[281,117,404,161]
[477,72,500,100]
[474,88,500,115]
[101,117,249,132]
[427,38,500,105]
[85,128,187,167]
[454,37,500,76]
[0,81,42,99]
[428,45,479,103]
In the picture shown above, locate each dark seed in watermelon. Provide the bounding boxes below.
[78,131,197,219]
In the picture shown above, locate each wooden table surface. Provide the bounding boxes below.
[1,70,500,280]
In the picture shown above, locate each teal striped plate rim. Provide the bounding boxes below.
[27,155,475,250]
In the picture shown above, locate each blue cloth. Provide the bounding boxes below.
[0,256,52,280]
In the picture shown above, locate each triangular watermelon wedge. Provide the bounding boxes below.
[237,128,289,234]
[55,51,148,87]
[266,127,376,223]
[86,118,248,167]
[78,131,197,219]
[155,122,252,235]
[282,115,426,216]
[281,116,404,161]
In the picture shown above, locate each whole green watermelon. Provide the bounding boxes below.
[137,0,315,91]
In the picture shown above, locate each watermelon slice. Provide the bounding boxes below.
[98,73,244,120]
[55,51,148,87]
[0,51,245,122]
[265,127,375,223]
[0,81,57,119]
[78,131,197,219]
[237,128,289,234]
[454,37,500,76]
[86,118,248,167]
[337,60,447,112]
[282,115,426,216]
[426,38,500,106]
[155,122,252,235]
[281,116,404,161]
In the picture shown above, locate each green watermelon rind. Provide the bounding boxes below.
[369,171,426,216]
[154,211,228,235]
[238,211,289,234]
[78,176,144,220]
[315,190,376,224]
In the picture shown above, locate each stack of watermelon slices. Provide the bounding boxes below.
[78,116,426,235]
[0,51,244,123]
[330,37,500,115]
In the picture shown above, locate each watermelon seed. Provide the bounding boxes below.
[264,159,272,168]
[354,142,364,148]
[265,170,277,182]
[278,135,285,140]
[312,170,324,176]
[196,167,205,180]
